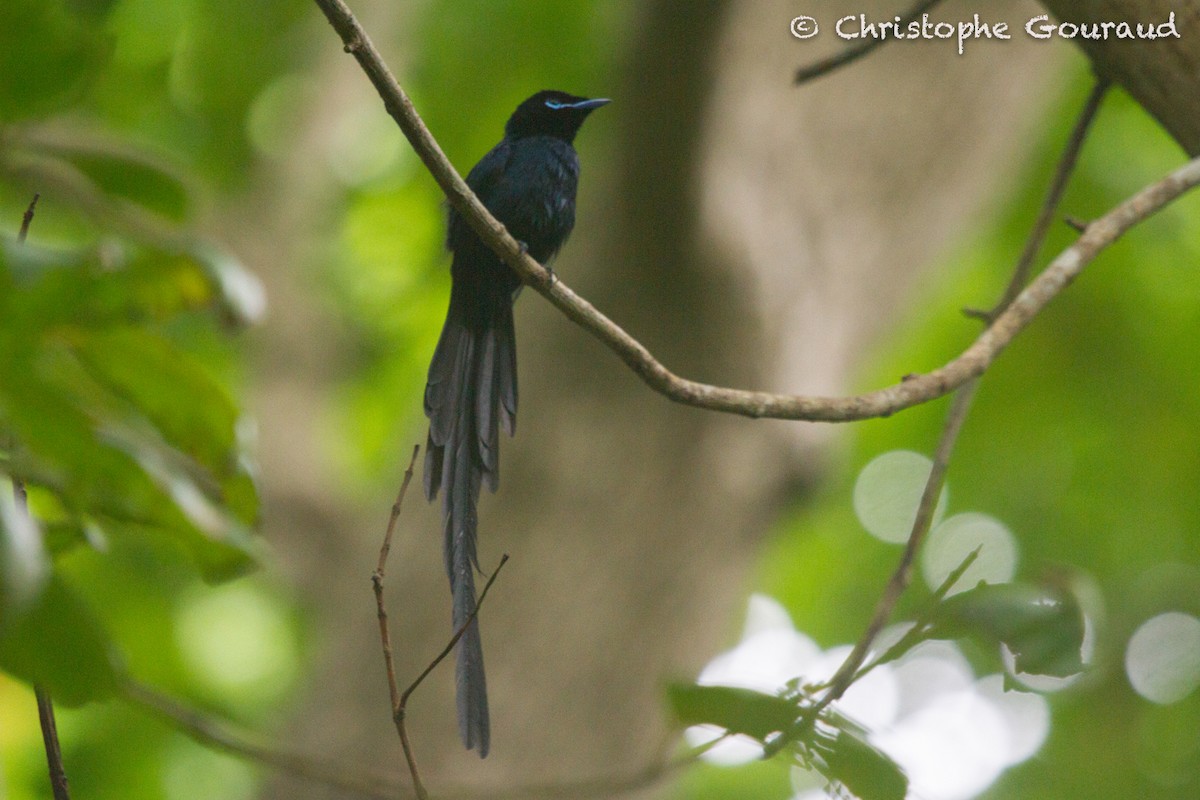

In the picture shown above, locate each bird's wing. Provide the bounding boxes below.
[447,140,513,252]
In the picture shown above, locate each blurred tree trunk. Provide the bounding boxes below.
[1039,0,1200,155]
[252,1,1065,797]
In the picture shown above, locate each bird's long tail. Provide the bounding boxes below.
[423,276,517,759]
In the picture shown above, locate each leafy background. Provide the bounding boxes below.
[2,1,1199,800]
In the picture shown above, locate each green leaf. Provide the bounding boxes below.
[930,581,1085,678]
[73,328,240,478]
[0,245,260,581]
[0,573,119,705]
[817,727,908,800]
[45,142,190,222]
[0,487,50,610]
[668,683,797,740]
[0,0,111,120]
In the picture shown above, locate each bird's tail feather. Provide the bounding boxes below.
[423,281,517,759]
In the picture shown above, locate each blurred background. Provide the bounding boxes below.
[2,1,1199,799]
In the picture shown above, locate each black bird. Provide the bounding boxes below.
[424,90,608,757]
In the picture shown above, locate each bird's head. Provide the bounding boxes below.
[505,90,610,143]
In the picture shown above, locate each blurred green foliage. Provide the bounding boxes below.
[1,0,306,797]
[669,683,907,800]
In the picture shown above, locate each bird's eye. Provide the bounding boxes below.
[544,100,566,110]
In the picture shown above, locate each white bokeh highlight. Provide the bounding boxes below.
[690,596,1050,800]
[922,512,1018,595]
[1125,611,1200,704]
[686,594,823,765]
[853,451,948,543]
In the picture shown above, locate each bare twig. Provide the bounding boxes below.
[19,193,40,244]
[13,194,71,800]
[393,553,508,799]
[793,0,946,85]
[35,688,71,800]
[969,78,1111,320]
[314,0,1200,424]
[371,444,510,798]
[399,553,509,710]
[370,445,427,798]
[842,546,981,684]
[813,379,980,717]
[807,74,1110,722]
[1063,215,1089,233]
[122,679,407,799]
[376,444,420,577]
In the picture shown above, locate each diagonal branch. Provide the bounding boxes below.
[314,0,1199,425]
[970,78,1110,321]
[370,444,509,799]
[14,193,71,800]
[125,674,700,800]
[808,74,1110,718]
[34,687,71,800]
[122,679,407,799]
[810,379,979,717]
[371,445,427,799]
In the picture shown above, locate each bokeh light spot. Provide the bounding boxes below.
[176,581,300,706]
[922,512,1018,595]
[854,451,948,543]
[1126,612,1200,704]
[163,735,256,800]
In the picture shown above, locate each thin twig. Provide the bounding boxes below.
[967,78,1111,321]
[14,193,70,800]
[1063,215,1089,233]
[125,672,695,800]
[313,0,1200,424]
[371,444,510,799]
[376,444,420,577]
[35,688,71,800]
[812,379,980,717]
[121,679,407,799]
[846,546,981,683]
[19,193,40,244]
[392,554,508,799]
[400,553,509,710]
[793,0,946,85]
[806,76,1109,722]
[370,445,427,799]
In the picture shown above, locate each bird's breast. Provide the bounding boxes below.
[498,139,580,262]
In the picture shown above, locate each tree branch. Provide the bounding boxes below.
[314,0,1200,424]
[34,687,71,800]
[121,679,407,799]
[976,77,1110,320]
[19,193,40,244]
[125,674,699,800]
[370,445,510,798]
[811,379,979,716]
[13,193,71,800]
[371,445,427,799]
[808,73,1109,720]
[1038,0,1200,156]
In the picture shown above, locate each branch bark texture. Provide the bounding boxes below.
[1040,0,1200,155]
